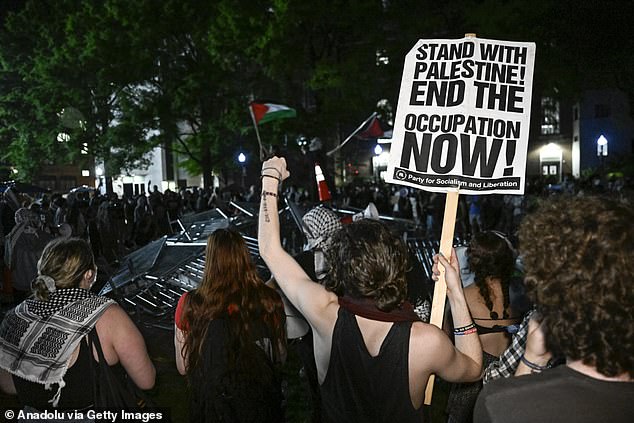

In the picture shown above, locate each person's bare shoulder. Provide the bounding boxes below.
[410,321,447,355]
[408,321,454,376]
[96,302,124,325]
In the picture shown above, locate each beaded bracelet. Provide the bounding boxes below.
[262,190,278,198]
[520,355,550,373]
[453,322,476,334]
[454,327,478,336]
[260,174,281,183]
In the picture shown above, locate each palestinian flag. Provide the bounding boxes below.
[250,102,296,125]
[355,114,386,139]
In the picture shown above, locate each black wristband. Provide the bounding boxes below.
[260,174,281,183]
[520,355,550,373]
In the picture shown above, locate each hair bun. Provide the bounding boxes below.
[37,274,57,293]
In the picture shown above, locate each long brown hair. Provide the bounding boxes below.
[468,231,515,319]
[182,228,286,374]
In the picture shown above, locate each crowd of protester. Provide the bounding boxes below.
[0,168,621,281]
[0,164,632,422]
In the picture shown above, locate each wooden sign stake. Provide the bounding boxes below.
[424,189,460,404]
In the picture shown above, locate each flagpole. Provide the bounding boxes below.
[248,103,266,161]
[326,112,377,157]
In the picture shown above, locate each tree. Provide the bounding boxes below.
[2,0,630,186]
[98,0,282,187]
[0,0,160,181]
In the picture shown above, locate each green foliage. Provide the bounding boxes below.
[0,0,631,184]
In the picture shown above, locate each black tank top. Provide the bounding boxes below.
[320,307,426,423]
[13,337,94,410]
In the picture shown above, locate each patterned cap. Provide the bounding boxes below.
[302,206,342,252]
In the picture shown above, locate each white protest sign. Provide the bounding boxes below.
[386,36,536,195]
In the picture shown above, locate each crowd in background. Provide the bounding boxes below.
[0,171,630,277]
[0,170,629,310]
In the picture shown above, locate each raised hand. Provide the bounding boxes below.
[432,248,463,297]
[261,156,290,183]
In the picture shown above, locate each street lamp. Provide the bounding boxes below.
[597,135,608,186]
[237,152,247,188]
[596,134,608,157]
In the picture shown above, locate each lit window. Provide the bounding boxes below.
[376,49,389,66]
[81,170,90,177]
[57,132,70,143]
[540,97,560,135]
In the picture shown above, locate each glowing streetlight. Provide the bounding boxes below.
[596,135,608,157]
[237,152,247,188]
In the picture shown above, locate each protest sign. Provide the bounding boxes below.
[385,35,536,405]
[386,36,536,195]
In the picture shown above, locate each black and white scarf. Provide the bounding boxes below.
[0,288,114,406]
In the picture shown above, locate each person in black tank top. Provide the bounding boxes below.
[321,308,424,422]
[258,157,484,423]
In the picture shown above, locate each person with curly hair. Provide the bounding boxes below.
[474,196,634,422]
[174,228,286,422]
[446,231,522,422]
[258,157,483,423]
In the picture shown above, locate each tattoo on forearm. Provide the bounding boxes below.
[262,196,270,223]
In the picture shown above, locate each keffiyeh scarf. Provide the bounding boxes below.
[0,288,114,406]
[302,206,343,280]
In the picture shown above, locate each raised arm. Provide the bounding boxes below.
[427,250,483,382]
[258,157,338,333]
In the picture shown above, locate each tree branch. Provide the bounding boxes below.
[172,133,201,164]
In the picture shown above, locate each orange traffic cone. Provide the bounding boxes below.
[314,163,331,202]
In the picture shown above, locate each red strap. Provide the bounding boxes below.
[338,295,421,322]
[174,292,189,331]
